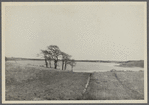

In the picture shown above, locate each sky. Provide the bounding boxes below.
[4,2,146,61]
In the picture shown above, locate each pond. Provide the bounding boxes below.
[7,60,144,72]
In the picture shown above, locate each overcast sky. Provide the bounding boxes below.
[4,2,146,61]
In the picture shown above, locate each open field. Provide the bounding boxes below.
[6,62,90,100]
[5,62,144,100]
[83,71,144,100]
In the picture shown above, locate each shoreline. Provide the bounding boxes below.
[6,61,144,73]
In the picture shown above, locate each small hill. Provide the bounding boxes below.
[118,60,144,68]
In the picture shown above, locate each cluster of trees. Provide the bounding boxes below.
[40,45,76,71]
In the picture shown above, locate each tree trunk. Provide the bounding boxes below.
[45,59,48,68]
[54,60,58,69]
[64,63,67,70]
[49,60,51,68]
[62,61,64,70]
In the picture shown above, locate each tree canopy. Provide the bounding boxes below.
[40,45,76,70]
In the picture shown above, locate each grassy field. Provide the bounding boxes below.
[5,62,144,100]
[83,71,144,100]
[6,62,90,100]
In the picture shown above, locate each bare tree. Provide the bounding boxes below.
[61,52,71,70]
[40,45,76,70]
[64,57,71,70]
[41,50,49,68]
[47,45,61,69]
[47,51,53,68]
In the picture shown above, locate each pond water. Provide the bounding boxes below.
[7,60,143,73]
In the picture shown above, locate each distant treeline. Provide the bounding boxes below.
[5,57,45,61]
[118,60,144,68]
[75,60,124,63]
[5,57,144,64]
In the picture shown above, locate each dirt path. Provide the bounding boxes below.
[83,71,144,100]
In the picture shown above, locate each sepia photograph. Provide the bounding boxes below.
[2,2,147,103]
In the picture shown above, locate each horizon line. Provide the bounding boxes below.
[5,56,144,62]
